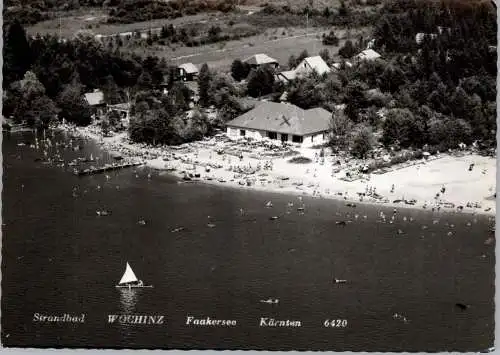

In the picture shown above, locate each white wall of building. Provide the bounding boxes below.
[301,132,330,147]
[227,127,331,148]
[227,127,266,139]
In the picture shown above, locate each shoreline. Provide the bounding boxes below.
[58,123,497,217]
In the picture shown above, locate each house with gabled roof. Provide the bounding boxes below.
[225,101,332,147]
[243,53,279,69]
[294,56,331,77]
[275,56,330,83]
[355,49,382,62]
[177,63,199,81]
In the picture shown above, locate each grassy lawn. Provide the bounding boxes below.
[242,0,342,9]
[135,26,370,70]
[25,3,372,72]
[26,11,229,37]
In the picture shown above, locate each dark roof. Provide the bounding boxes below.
[226,101,331,136]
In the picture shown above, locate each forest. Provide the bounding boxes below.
[2,0,497,153]
[281,0,497,156]
[3,0,238,26]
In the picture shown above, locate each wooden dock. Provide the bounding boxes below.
[74,161,144,176]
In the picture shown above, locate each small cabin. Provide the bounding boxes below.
[177,63,199,81]
[243,53,279,70]
[84,89,106,117]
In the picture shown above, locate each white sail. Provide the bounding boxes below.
[119,262,138,285]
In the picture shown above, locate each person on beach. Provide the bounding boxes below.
[391,184,395,193]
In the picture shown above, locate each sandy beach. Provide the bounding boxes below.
[63,124,497,216]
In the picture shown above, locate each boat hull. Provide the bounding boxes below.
[115,285,153,288]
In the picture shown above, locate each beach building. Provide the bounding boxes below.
[225,101,332,147]
[107,102,131,127]
[84,89,106,117]
[243,53,279,70]
[275,56,330,83]
[355,49,382,62]
[178,63,199,81]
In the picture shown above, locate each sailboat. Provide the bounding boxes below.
[115,262,153,289]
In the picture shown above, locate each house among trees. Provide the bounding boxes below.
[275,56,330,83]
[84,89,106,117]
[294,56,331,77]
[107,102,131,127]
[355,49,382,62]
[243,53,279,70]
[225,101,332,147]
[177,63,199,81]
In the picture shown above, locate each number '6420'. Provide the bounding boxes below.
[324,319,348,328]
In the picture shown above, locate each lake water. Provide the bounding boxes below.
[1,130,495,351]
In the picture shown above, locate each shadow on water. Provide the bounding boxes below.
[118,288,139,314]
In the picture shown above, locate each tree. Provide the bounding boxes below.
[350,124,375,159]
[381,108,426,148]
[344,80,368,121]
[136,70,153,91]
[169,82,192,112]
[338,0,349,16]
[3,21,33,87]
[102,75,123,104]
[208,25,222,41]
[427,82,449,114]
[288,77,325,109]
[129,108,177,145]
[198,63,211,107]
[379,64,407,93]
[56,81,92,126]
[297,49,309,63]
[173,109,210,141]
[11,71,57,128]
[319,49,330,63]
[429,117,472,149]
[322,30,339,46]
[338,40,357,58]
[449,86,470,119]
[231,59,250,81]
[323,75,343,103]
[246,66,275,98]
[360,106,381,127]
[288,55,298,69]
[329,108,353,149]
[100,116,112,136]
